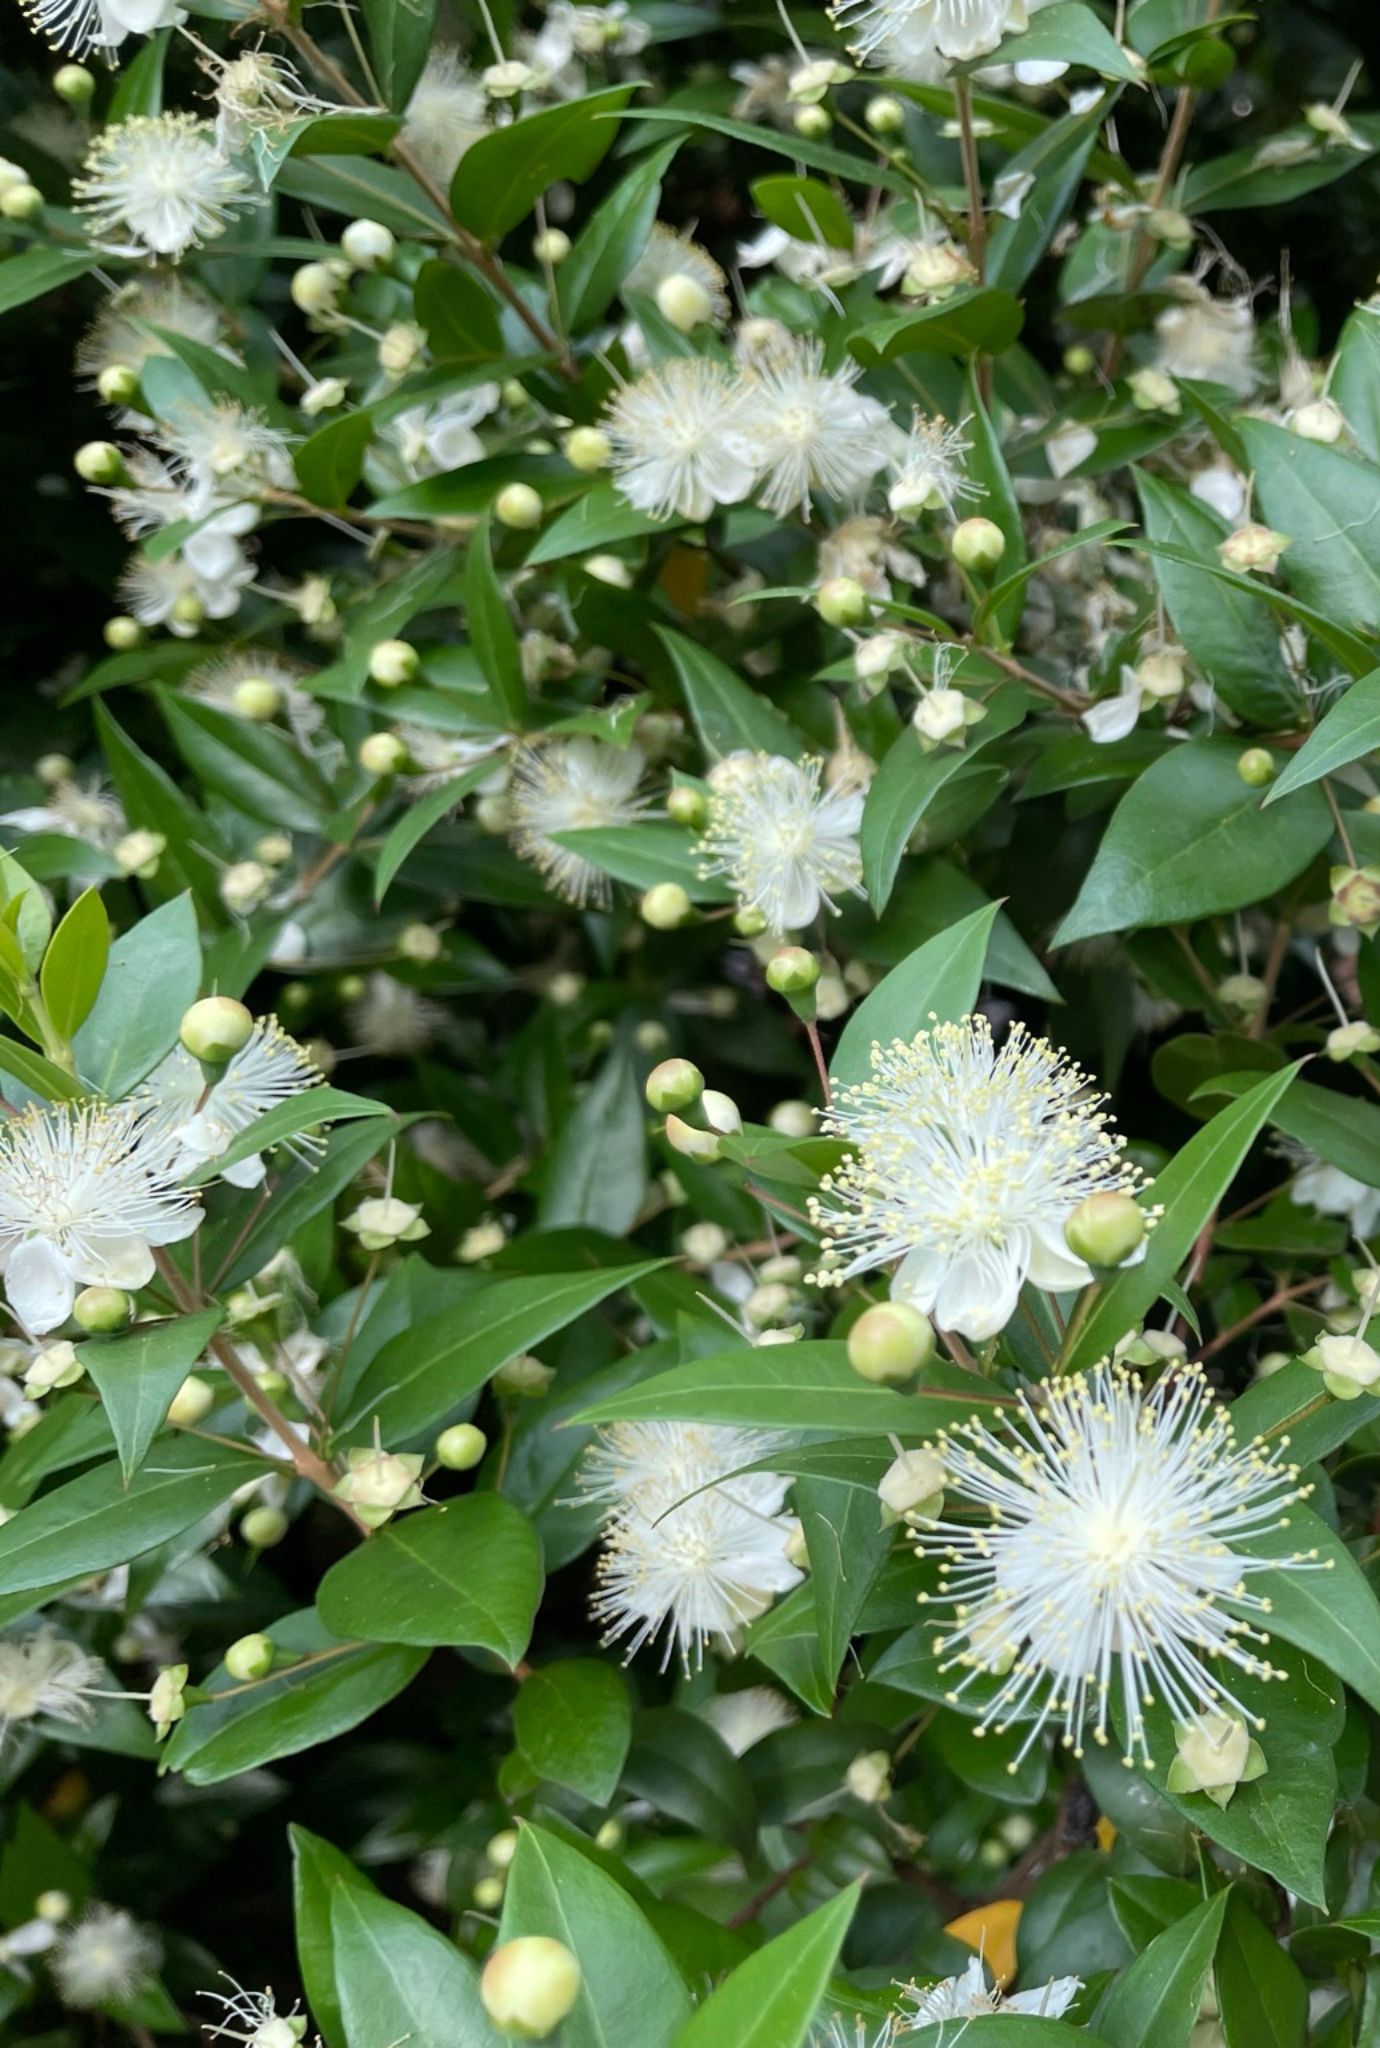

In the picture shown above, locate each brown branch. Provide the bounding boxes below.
[1191,1275,1327,1366]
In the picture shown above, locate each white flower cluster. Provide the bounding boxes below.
[697,751,866,934]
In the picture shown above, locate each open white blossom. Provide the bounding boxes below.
[19,0,181,59]
[76,279,225,385]
[0,1103,202,1333]
[0,1628,106,1740]
[738,336,891,516]
[832,0,1030,69]
[138,1019,322,1189]
[53,1906,159,2011]
[1285,1141,1380,1237]
[812,1016,1141,1340]
[202,1976,309,2047]
[74,113,255,261]
[206,47,332,155]
[911,1363,1316,1765]
[697,751,865,933]
[347,971,448,1057]
[509,738,647,907]
[697,1684,798,1755]
[813,2018,899,2048]
[887,412,977,520]
[582,1421,803,1668]
[402,48,488,189]
[379,385,502,483]
[899,1957,1081,2026]
[604,357,758,522]
[155,399,294,521]
[120,546,255,632]
[0,776,125,848]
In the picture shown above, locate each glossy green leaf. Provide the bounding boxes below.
[831,902,998,1089]
[190,1085,392,1182]
[539,1041,647,1236]
[0,1036,86,1103]
[1053,743,1331,945]
[451,87,635,240]
[669,1883,858,2048]
[658,626,804,759]
[986,95,1109,293]
[0,245,100,317]
[513,1659,632,1803]
[1214,1891,1307,2048]
[625,1706,758,1853]
[797,1474,894,1700]
[849,288,1025,365]
[72,892,202,1097]
[39,887,109,1045]
[619,106,912,196]
[1058,1063,1303,1377]
[1265,666,1380,803]
[500,1822,692,2048]
[987,0,1142,77]
[464,512,526,726]
[1096,1892,1227,2048]
[750,174,853,249]
[561,138,679,328]
[550,822,732,901]
[361,0,437,107]
[165,1608,426,1784]
[1239,416,1380,634]
[317,1496,542,1662]
[374,758,495,905]
[1242,1504,1380,1718]
[291,1825,375,2048]
[333,1883,498,2048]
[294,411,373,507]
[861,686,1026,913]
[415,259,504,363]
[78,1308,222,1481]
[158,690,334,831]
[1331,301,1380,464]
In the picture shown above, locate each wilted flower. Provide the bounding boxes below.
[74,113,255,260]
[582,1421,802,1667]
[697,751,866,933]
[402,47,488,188]
[76,278,225,385]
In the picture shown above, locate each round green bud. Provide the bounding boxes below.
[53,61,95,105]
[171,592,204,629]
[167,1374,215,1427]
[0,183,42,222]
[240,1504,288,1548]
[666,785,708,830]
[1063,344,1096,376]
[37,753,72,786]
[180,996,254,1064]
[338,972,367,1002]
[358,731,409,778]
[487,1828,519,1869]
[563,425,611,473]
[793,103,832,140]
[847,1302,936,1383]
[473,1875,506,1911]
[533,226,572,265]
[103,615,143,650]
[74,440,124,485]
[398,921,442,964]
[645,1057,704,1113]
[340,217,395,270]
[951,516,1007,573]
[733,906,769,938]
[641,882,692,931]
[766,947,821,996]
[231,678,283,722]
[1179,34,1234,88]
[815,575,869,628]
[224,1632,275,1682]
[435,1422,487,1470]
[494,1353,556,1398]
[1064,1190,1147,1268]
[495,481,544,530]
[368,638,420,688]
[656,273,715,332]
[1218,971,1267,1015]
[34,1889,71,1922]
[72,1286,131,1333]
[481,1936,582,2040]
[864,93,906,135]
[1237,747,1276,788]
[594,1818,624,1851]
[97,364,141,408]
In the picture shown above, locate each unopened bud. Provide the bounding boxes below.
[532,226,572,265]
[768,1098,814,1136]
[666,784,707,829]
[1292,398,1344,444]
[104,616,143,650]
[435,1422,487,1470]
[664,1113,720,1163]
[53,61,95,105]
[1063,1190,1147,1268]
[563,425,611,473]
[646,1058,703,1113]
[494,1353,556,1398]
[240,1504,289,1548]
[37,753,72,786]
[1064,344,1096,376]
[224,1632,275,1682]
[73,1286,131,1333]
[951,516,1007,573]
[378,320,424,375]
[341,217,395,270]
[114,828,165,879]
[641,882,692,930]
[815,576,869,627]
[481,1936,582,2040]
[231,677,283,721]
[398,921,442,964]
[167,1374,215,1427]
[1,181,42,222]
[766,947,820,996]
[1237,747,1275,787]
[359,731,408,778]
[848,1302,935,1383]
[733,906,768,937]
[793,103,832,139]
[655,273,715,331]
[865,93,906,135]
[368,638,419,688]
[35,1889,71,1922]
[180,996,254,1064]
[845,1750,892,1804]
[74,440,124,485]
[290,261,343,318]
[702,1089,742,1136]
[495,482,543,530]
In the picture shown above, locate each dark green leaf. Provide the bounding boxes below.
[415,259,504,364]
[332,1884,499,2048]
[464,513,526,726]
[513,1659,632,1803]
[79,1308,222,1481]
[831,902,999,1090]
[1239,416,1380,634]
[294,410,373,507]
[560,139,679,329]
[451,88,635,241]
[668,1884,858,2048]
[361,0,438,107]
[73,893,202,1097]
[861,686,1026,913]
[317,1496,542,1662]
[658,626,804,758]
[39,887,108,1044]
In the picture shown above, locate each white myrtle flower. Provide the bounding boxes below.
[604,357,759,523]
[52,1906,159,2011]
[155,398,295,522]
[738,336,891,517]
[1286,1150,1380,1237]
[347,971,448,1057]
[623,224,730,326]
[887,412,977,520]
[378,385,502,483]
[138,1019,322,1189]
[120,546,254,632]
[811,1015,1141,1340]
[582,1421,803,1668]
[0,1628,107,1741]
[509,738,648,907]
[74,113,256,261]
[697,751,865,933]
[697,1684,798,1755]
[402,48,488,189]
[832,0,1031,69]
[0,1103,202,1334]
[911,1362,1317,1765]
[76,279,225,385]
[202,1977,309,2048]
[900,1957,1081,2026]
[0,776,125,848]
[19,0,182,60]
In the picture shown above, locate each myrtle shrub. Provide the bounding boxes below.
[1,2,1380,2045]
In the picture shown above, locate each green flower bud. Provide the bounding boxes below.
[1237,747,1276,787]
[167,1374,215,1427]
[74,440,125,485]
[224,1632,275,1682]
[656,273,715,331]
[1063,1190,1147,1268]
[666,784,708,830]
[473,1875,506,1910]
[495,482,543,530]
[766,947,821,996]
[645,1057,704,1113]
[487,1828,519,1869]
[815,576,869,627]
[494,1354,556,1397]
[53,61,95,105]
[368,638,420,688]
[641,882,692,930]
[533,226,572,265]
[435,1422,488,1470]
[72,1286,131,1333]
[847,1302,936,1383]
[341,217,395,270]
[359,731,409,778]
[180,996,254,1064]
[1063,344,1096,376]
[97,364,140,409]
[733,906,769,938]
[864,93,906,135]
[240,1504,289,1548]
[481,1936,582,2040]
[951,516,1007,573]
[103,616,143,650]
[793,103,832,140]
[231,677,283,722]
[563,425,611,473]
[398,921,442,964]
